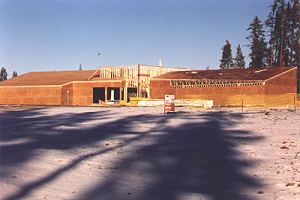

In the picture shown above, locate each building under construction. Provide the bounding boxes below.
[0,65,298,107]
[150,66,298,107]
[0,64,190,106]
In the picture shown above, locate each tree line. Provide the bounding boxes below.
[220,0,299,69]
[0,67,18,81]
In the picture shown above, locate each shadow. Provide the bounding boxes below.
[80,111,263,200]
[0,109,115,170]
[0,108,262,200]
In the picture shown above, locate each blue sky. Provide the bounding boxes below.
[0,0,272,75]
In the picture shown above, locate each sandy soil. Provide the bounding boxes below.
[0,106,299,200]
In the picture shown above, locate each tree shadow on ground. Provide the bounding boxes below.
[0,108,114,170]
[79,111,263,200]
[0,108,263,200]
[0,107,175,199]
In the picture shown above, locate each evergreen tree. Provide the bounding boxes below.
[289,0,300,67]
[285,1,293,66]
[233,44,246,68]
[12,71,18,78]
[265,46,274,67]
[265,0,281,67]
[219,40,234,69]
[247,16,268,68]
[266,0,299,67]
[266,0,288,67]
[0,67,8,81]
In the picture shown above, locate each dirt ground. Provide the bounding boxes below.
[0,106,299,200]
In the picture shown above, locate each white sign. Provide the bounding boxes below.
[165,95,175,103]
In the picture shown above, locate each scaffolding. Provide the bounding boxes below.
[89,64,191,97]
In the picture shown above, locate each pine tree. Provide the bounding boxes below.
[266,0,299,67]
[290,0,300,93]
[265,46,274,67]
[12,71,18,78]
[0,67,8,81]
[289,0,300,67]
[219,40,234,70]
[233,44,246,68]
[265,0,281,67]
[266,0,288,67]
[247,16,268,68]
[284,2,292,66]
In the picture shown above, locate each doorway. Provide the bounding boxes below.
[93,87,105,103]
[107,87,120,101]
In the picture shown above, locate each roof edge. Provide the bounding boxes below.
[264,66,297,82]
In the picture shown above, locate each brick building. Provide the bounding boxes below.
[0,64,190,106]
[0,65,297,107]
[150,67,298,107]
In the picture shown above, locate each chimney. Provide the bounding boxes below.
[159,59,162,67]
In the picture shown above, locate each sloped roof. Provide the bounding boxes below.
[152,67,296,81]
[0,70,95,86]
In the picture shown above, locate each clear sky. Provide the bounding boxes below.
[0,0,272,76]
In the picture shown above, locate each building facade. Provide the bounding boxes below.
[0,64,190,106]
[0,65,297,107]
[150,67,298,107]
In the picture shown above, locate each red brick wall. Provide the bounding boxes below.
[0,81,125,106]
[265,68,297,94]
[150,68,297,106]
[150,80,266,106]
[61,83,73,105]
[149,80,175,98]
[0,86,62,105]
[69,81,125,106]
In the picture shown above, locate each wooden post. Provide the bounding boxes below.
[119,87,122,103]
[294,93,296,111]
[124,80,128,103]
[242,99,244,113]
[137,64,140,98]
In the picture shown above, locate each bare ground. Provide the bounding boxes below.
[0,106,299,200]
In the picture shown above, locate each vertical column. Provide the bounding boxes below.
[124,81,128,103]
[119,87,122,102]
[66,90,70,105]
[137,64,140,98]
[111,90,114,100]
[104,87,107,102]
